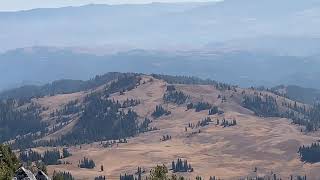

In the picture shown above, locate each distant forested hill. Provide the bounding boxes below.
[272,85,320,104]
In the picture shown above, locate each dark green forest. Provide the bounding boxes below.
[0,99,45,143]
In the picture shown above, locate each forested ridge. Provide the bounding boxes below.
[0,73,143,147]
[0,72,137,101]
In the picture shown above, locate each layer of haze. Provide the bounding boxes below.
[0,0,219,11]
[0,0,320,90]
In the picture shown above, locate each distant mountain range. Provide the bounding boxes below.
[0,0,319,53]
[1,0,320,91]
[1,47,320,91]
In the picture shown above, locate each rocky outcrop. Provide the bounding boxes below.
[13,167,51,180]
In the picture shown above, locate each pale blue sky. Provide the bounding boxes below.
[0,0,219,11]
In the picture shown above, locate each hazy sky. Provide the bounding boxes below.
[0,0,218,11]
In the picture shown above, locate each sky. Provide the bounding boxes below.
[0,0,218,11]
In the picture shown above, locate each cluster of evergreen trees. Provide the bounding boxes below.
[242,95,279,117]
[186,102,212,112]
[194,102,212,112]
[52,171,75,180]
[42,150,61,165]
[196,117,213,128]
[187,118,237,130]
[95,175,107,180]
[78,157,96,169]
[120,174,135,180]
[163,89,189,105]
[161,135,172,142]
[135,167,145,180]
[102,138,128,148]
[152,105,171,118]
[298,143,320,163]
[62,148,71,158]
[208,107,219,115]
[171,158,193,173]
[121,99,141,108]
[120,167,146,180]
[220,119,237,127]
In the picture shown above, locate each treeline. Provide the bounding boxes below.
[151,74,236,91]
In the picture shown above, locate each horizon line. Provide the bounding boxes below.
[0,0,223,13]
